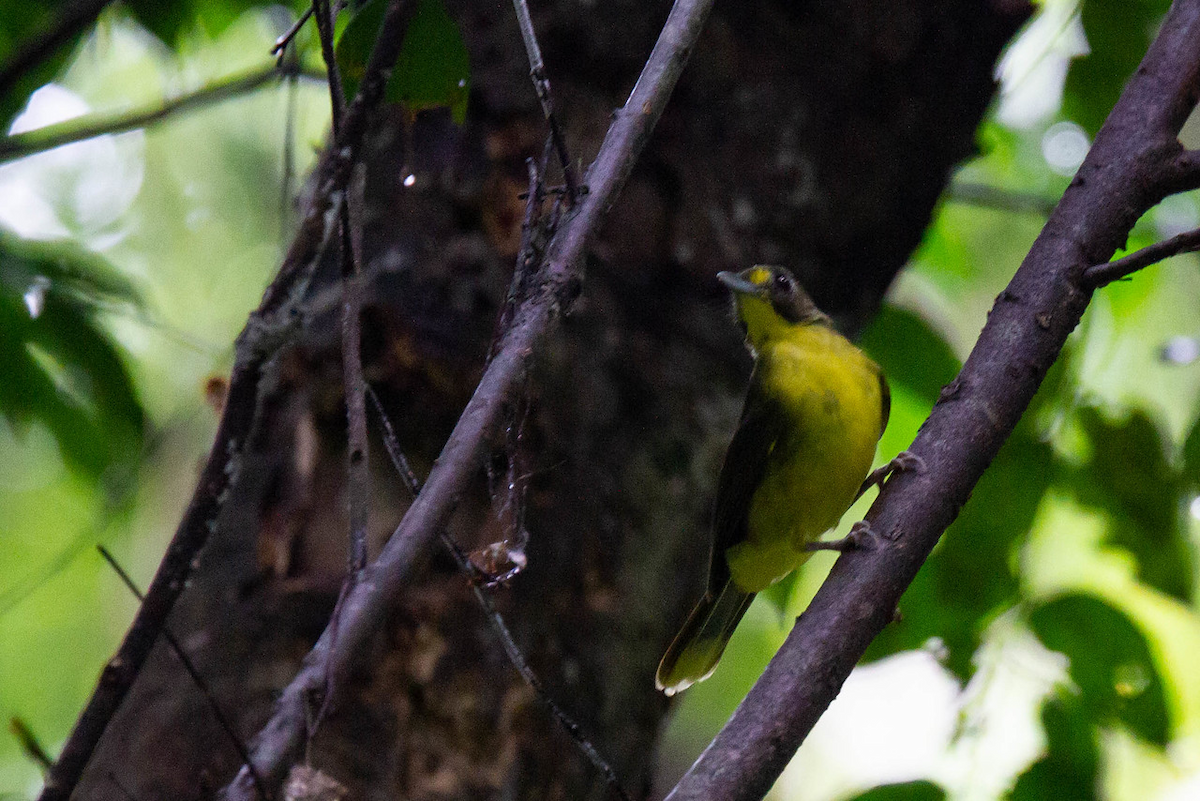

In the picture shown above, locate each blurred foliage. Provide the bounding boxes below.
[123,0,276,45]
[0,232,142,479]
[1062,0,1172,135]
[0,2,79,132]
[1010,695,1101,801]
[1066,409,1193,601]
[845,782,946,801]
[1,0,1199,799]
[335,0,469,123]
[1029,593,1170,746]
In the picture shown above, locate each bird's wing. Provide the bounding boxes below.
[709,374,787,593]
[877,369,891,440]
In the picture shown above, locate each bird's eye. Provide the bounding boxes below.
[773,273,792,293]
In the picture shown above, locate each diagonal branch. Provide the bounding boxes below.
[222,0,717,796]
[0,63,323,164]
[35,4,416,800]
[664,1,1200,799]
[1083,225,1200,287]
[96,546,269,801]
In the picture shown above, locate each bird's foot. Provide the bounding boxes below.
[856,450,926,500]
[806,521,881,553]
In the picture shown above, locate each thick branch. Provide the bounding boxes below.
[222,0,716,796]
[664,1,1200,799]
[36,4,415,800]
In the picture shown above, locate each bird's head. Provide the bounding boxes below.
[717,266,828,351]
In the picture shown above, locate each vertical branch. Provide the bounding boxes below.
[511,0,579,202]
[311,0,369,578]
[311,0,347,132]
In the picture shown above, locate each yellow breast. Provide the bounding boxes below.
[726,324,884,592]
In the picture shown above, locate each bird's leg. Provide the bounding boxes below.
[805,520,881,552]
[853,450,925,502]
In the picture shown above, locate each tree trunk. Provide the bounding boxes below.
[76,1,1029,798]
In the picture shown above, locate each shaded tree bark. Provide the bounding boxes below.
[67,0,1028,798]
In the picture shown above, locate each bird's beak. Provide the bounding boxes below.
[717,271,762,296]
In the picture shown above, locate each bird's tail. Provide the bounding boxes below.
[655,581,755,695]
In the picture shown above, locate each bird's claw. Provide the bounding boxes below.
[856,450,926,500]
[806,521,881,553]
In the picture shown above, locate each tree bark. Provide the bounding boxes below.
[72,1,1028,798]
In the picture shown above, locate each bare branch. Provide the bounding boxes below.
[369,385,631,800]
[1084,225,1200,287]
[36,4,416,800]
[0,64,321,164]
[272,7,315,58]
[312,0,347,132]
[9,718,54,772]
[664,2,1200,799]
[948,180,1058,217]
[96,546,268,801]
[512,0,580,202]
[223,0,716,796]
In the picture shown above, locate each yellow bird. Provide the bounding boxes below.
[656,265,910,695]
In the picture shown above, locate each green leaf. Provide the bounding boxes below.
[1011,695,1100,801]
[842,782,945,801]
[1183,413,1200,482]
[859,306,1045,679]
[860,305,960,402]
[1063,0,1171,135]
[1069,407,1192,601]
[1029,593,1170,746]
[0,233,143,479]
[0,1,84,132]
[843,781,945,801]
[864,428,1049,679]
[336,0,470,123]
[124,0,267,45]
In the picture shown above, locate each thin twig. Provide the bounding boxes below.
[1083,225,1200,287]
[280,47,300,243]
[663,1,1200,799]
[511,0,580,203]
[948,180,1058,217]
[0,0,116,100]
[37,4,416,800]
[95,546,268,801]
[366,387,420,496]
[311,0,367,576]
[368,387,629,800]
[9,718,54,772]
[490,154,548,363]
[272,7,315,57]
[310,0,371,749]
[0,64,320,164]
[312,0,347,132]
[222,1,716,796]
